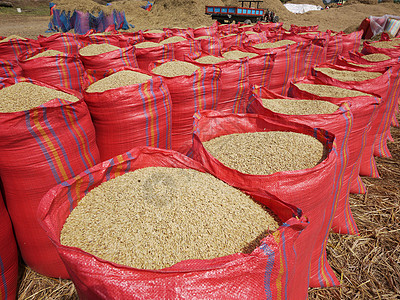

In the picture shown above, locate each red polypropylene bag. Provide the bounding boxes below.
[325,30,363,64]
[217,23,240,36]
[190,110,340,292]
[0,59,22,78]
[245,31,269,45]
[0,78,100,278]
[257,22,284,32]
[361,39,400,58]
[164,27,195,39]
[289,24,319,33]
[247,86,357,235]
[162,39,202,61]
[19,47,89,93]
[193,22,219,38]
[135,43,174,71]
[312,63,395,160]
[143,29,167,43]
[149,60,221,154]
[0,192,18,300]
[194,36,223,56]
[288,76,382,193]
[77,33,123,48]
[38,146,308,300]
[118,31,145,47]
[0,36,39,62]
[38,33,83,55]
[220,33,250,49]
[83,67,172,162]
[79,45,138,82]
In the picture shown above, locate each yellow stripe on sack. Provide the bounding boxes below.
[273,232,284,300]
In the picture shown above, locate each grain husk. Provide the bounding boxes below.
[222,50,258,60]
[134,41,161,48]
[26,50,64,61]
[261,98,339,115]
[79,43,121,56]
[0,35,26,42]
[159,36,187,44]
[369,40,400,49]
[144,29,165,34]
[0,82,79,113]
[85,70,152,93]
[294,83,371,98]
[203,131,327,175]
[361,53,391,62]
[252,40,296,49]
[195,55,228,64]
[151,61,200,77]
[314,67,382,81]
[61,167,280,270]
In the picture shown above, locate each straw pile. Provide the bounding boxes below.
[314,67,382,81]
[151,61,200,77]
[261,98,339,115]
[60,167,279,270]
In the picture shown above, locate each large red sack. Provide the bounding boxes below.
[193,22,219,38]
[0,78,100,278]
[161,38,202,61]
[77,32,122,48]
[190,110,340,291]
[288,77,382,193]
[361,39,400,57]
[0,59,22,78]
[79,45,138,82]
[38,33,83,55]
[135,43,174,71]
[0,36,39,62]
[164,27,195,39]
[149,60,221,154]
[217,23,240,35]
[83,67,172,162]
[0,192,18,300]
[220,33,250,49]
[312,63,396,160]
[325,30,363,64]
[194,36,223,56]
[38,146,308,300]
[19,47,89,93]
[257,22,284,32]
[142,29,167,43]
[247,87,357,235]
[117,31,145,47]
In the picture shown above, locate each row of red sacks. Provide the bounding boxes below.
[0,23,398,299]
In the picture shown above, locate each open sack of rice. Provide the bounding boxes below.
[190,110,339,292]
[38,147,308,300]
[0,77,100,278]
[247,86,356,236]
[361,38,400,57]
[0,58,22,78]
[37,33,83,55]
[0,35,39,62]
[83,67,172,161]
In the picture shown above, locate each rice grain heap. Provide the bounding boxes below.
[151,61,200,77]
[26,50,64,61]
[361,53,391,62]
[134,41,161,48]
[294,83,371,98]
[347,62,374,68]
[195,55,228,64]
[314,67,382,82]
[261,98,339,115]
[203,131,327,175]
[0,82,79,113]
[79,43,121,56]
[0,35,27,42]
[60,167,279,270]
[252,40,296,49]
[368,40,400,49]
[222,50,259,60]
[85,70,152,93]
[159,36,187,44]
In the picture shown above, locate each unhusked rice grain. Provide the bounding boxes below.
[252,40,296,49]
[203,131,327,175]
[222,50,258,60]
[79,43,121,56]
[195,55,228,64]
[0,35,27,42]
[60,167,280,270]
[0,82,79,113]
[362,53,391,62]
[294,83,371,98]
[26,50,64,60]
[144,29,164,34]
[159,36,187,44]
[85,70,152,93]
[314,67,382,81]
[369,40,400,49]
[347,62,374,68]
[134,41,161,48]
[261,98,339,115]
[151,61,200,77]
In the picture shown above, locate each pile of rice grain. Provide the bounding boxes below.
[0,35,26,42]
[252,40,296,49]
[151,61,200,77]
[0,82,79,113]
[362,53,391,62]
[314,67,382,81]
[346,62,374,68]
[261,98,339,115]
[222,50,258,60]
[369,40,400,49]
[26,50,64,61]
[203,131,327,175]
[134,41,161,48]
[159,36,187,44]
[195,55,228,64]
[294,83,371,98]
[85,70,152,93]
[60,167,280,270]
[79,43,121,56]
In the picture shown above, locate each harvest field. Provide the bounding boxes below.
[0,0,399,299]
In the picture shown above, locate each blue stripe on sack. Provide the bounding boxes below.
[10,41,19,61]
[67,184,74,212]
[105,157,115,181]
[159,78,171,149]
[192,70,199,112]
[25,111,62,184]
[69,103,98,166]
[54,55,66,88]
[282,231,289,299]
[58,100,90,171]
[138,83,151,146]
[0,255,7,299]
[43,105,76,177]
[233,62,242,113]
[61,54,74,89]
[210,67,218,110]
[201,67,210,109]
[260,243,275,300]
[149,79,161,148]
[71,58,84,92]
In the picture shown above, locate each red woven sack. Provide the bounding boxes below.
[288,76,382,193]
[135,44,174,71]
[83,67,172,161]
[193,22,219,38]
[162,39,202,61]
[19,47,89,93]
[257,22,284,32]
[220,33,251,49]
[248,86,357,235]
[77,33,123,48]
[38,146,308,300]
[0,36,39,62]
[194,36,223,56]
[0,59,22,78]
[245,31,269,45]
[361,40,400,57]
[190,110,340,291]
[143,30,167,43]
[79,45,138,82]
[217,23,240,35]
[149,60,221,154]
[164,27,195,39]
[289,24,319,33]
[0,192,18,300]
[312,63,396,160]
[0,78,100,278]
[118,31,145,47]
[325,30,363,64]
[38,33,83,55]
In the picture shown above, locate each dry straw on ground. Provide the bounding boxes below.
[261,98,339,115]
[85,70,152,93]
[0,82,79,113]
[202,131,327,175]
[294,83,371,98]
[78,43,121,56]
[314,67,382,82]
[61,167,279,270]
[151,61,200,77]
